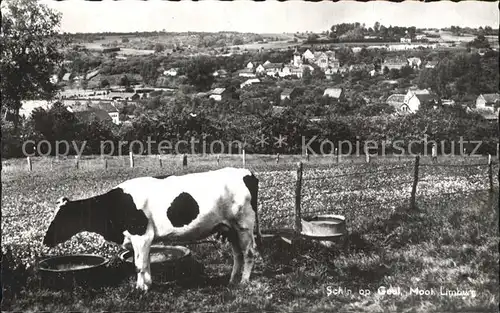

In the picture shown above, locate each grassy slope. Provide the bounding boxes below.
[1,157,499,312]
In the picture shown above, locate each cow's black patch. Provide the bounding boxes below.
[43,188,148,247]
[167,192,199,227]
[154,174,172,179]
[243,174,258,214]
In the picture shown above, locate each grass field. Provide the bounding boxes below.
[1,155,499,312]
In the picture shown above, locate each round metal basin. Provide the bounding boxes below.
[38,254,109,289]
[301,214,347,240]
[119,245,202,283]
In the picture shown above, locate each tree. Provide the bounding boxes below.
[302,67,312,84]
[184,56,216,91]
[120,75,130,87]
[154,43,165,53]
[467,35,490,49]
[100,79,110,88]
[1,0,65,127]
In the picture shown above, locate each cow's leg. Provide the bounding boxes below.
[238,228,256,284]
[130,234,153,291]
[228,227,244,285]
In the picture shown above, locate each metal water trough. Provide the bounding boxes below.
[262,214,346,245]
[301,214,347,240]
[119,245,202,283]
[38,254,110,289]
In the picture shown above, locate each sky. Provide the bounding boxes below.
[41,0,499,34]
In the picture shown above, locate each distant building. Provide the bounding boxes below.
[240,78,260,89]
[323,87,343,99]
[164,68,179,77]
[209,88,228,101]
[383,58,408,70]
[400,38,412,44]
[246,62,254,69]
[237,68,256,78]
[62,73,72,82]
[405,88,437,113]
[212,69,228,78]
[280,88,298,101]
[476,93,500,111]
[386,94,410,114]
[424,60,439,69]
[407,57,422,69]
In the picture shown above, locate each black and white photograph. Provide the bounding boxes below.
[1,0,499,311]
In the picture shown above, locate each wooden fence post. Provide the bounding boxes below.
[295,161,303,237]
[410,155,420,210]
[75,156,79,170]
[27,156,32,172]
[182,154,188,168]
[242,149,246,168]
[104,158,108,170]
[488,154,493,192]
[158,155,162,168]
[305,150,310,162]
[496,143,499,161]
[217,154,220,165]
[276,153,280,164]
[129,151,134,168]
[337,150,341,164]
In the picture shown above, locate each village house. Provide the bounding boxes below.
[263,62,282,77]
[255,64,266,75]
[383,58,408,70]
[209,88,228,101]
[323,87,344,100]
[246,62,254,69]
[302,49,315,62]
[95,102,120,124]
[280,88,298,101]
[400,37,412,44]
[386,94,411,114]
[240,78,260,89]
[237,68,257,78]
[407,57,422,69]
[404,88,438,113]
[212,69,228,78]
[424,60,439,69]
[163,68,179,77]
[62,73,72,82]
[67,101,119,124]
[476,93,500,111]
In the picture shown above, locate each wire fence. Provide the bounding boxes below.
[2,154,499,241]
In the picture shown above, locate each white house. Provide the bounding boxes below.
[164,68,179,77]
[476,93,500,111]
[246,62,254,69]
[237,68,256,78]
[240,78,260,89]
[302,49,315,62]
[323,87,343,99]
[209,88,227,101]
[255,64,266,75]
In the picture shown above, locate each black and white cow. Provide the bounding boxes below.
[43,167,262,291]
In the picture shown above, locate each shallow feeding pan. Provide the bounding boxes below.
[119,245,201,283]
[38,254,109,289]
[301,214,347,240]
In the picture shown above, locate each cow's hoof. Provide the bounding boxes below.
[136,282,150,292]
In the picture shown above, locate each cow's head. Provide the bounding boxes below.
[43,196,78,247]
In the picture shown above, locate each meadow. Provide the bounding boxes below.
[1,154,499,312]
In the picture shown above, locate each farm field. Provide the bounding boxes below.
[1,155,499,312]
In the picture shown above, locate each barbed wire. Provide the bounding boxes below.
[302,165,410,181]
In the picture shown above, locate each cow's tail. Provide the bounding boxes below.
[243,172,263,256]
